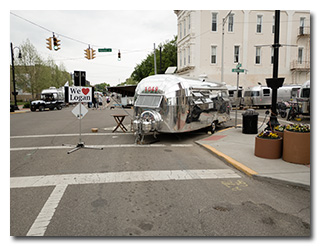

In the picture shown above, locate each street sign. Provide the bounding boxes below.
[98,48,112,52]
[236,63,242,68]
[232,68,245,73]
[72,103,88,119]
[68,86,92,103]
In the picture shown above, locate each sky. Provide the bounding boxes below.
[10,10,177,86]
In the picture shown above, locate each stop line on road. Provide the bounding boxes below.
[12,168,241,236]
[10,143,194,151]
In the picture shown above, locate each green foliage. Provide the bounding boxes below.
[94,82,110,93]
[130,36,177,83]
[12,39,71,99]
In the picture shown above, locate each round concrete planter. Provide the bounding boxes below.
[254,136,283,159]
[283,130,310,164]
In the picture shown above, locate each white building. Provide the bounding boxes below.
[174,10,310,88]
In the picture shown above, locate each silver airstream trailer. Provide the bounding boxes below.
[243,84,301,108]
[132,75,231,142]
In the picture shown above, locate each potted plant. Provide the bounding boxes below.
[254,130,283,159]
[274,124,286,139]
[283,124,310,164]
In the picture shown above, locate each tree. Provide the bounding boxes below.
[130,36,177,83]
[94,82,110,94]
[12,39,71,99]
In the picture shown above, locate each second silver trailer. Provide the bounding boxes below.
[243,84,301,108]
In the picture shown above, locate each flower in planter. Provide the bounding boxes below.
[258,130,280,139]
[285,123,310,132]
[274,124,286,132]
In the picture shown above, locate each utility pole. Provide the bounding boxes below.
[221,10,232,83]
[154,43,157,75]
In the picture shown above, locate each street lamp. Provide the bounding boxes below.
[221,10,232,83]
[10,42,22,111]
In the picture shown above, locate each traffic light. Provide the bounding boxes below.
[118,50,121,61]
[84,48,91,60]
[91,49,96,59]
[53,35,60,51]
[46,37,52,50]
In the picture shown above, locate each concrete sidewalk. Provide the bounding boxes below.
[196,126,310,188]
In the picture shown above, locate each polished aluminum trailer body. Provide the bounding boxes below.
[243,84,301,108]
[133,75,231,140]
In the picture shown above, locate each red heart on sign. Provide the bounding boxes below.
[82,88,90,95]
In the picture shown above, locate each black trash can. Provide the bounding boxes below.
[242,109,259,134]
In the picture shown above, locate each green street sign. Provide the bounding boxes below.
[236,63,242,68]
[98,48,112,52]
[232,68,245,73]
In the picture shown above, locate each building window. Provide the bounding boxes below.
[179,23,182,38]
[298,47,303,64]
[183,18,186,36]
[212,13,218,32]
[300,17,305,35]
[272,16,275,33]
[228,14,234,32]
[188,14,191,30]
[234,46,240,63]
[179,51,182,67]
[255,47,261,64]
[211,46,217,64]
[184,49,186,66]
[257,15,263,33]
[188,47,190,64]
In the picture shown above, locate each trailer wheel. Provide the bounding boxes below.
[209,121,217,133]
[57,105,62,110]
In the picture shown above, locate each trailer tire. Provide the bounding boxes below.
[57,105,62,110]
[209,121,217,133]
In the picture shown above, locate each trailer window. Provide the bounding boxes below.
[135,95,163,108]
[301,88,310,98]
[252,91,260,97]
[263,89,270,96]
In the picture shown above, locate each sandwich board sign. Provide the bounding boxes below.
[68,86,92,103]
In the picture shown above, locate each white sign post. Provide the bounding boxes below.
[63,86,103,154]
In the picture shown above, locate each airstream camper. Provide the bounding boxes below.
[227,85,243,107]
[297,80,310,115]
[243,84,301,108]
[132,75,231,142]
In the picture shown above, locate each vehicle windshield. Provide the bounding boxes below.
[41,93,56,101]
[135,95,163,108]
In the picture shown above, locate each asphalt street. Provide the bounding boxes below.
[10,104,310,236]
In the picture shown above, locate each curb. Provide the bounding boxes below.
[196,141,310,189]
[197,142,258,177]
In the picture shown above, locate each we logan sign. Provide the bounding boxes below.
[68,86,92,103]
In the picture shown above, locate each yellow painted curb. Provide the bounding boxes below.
[202,143,258,177]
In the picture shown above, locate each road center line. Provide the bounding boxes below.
[11,169,241,189]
